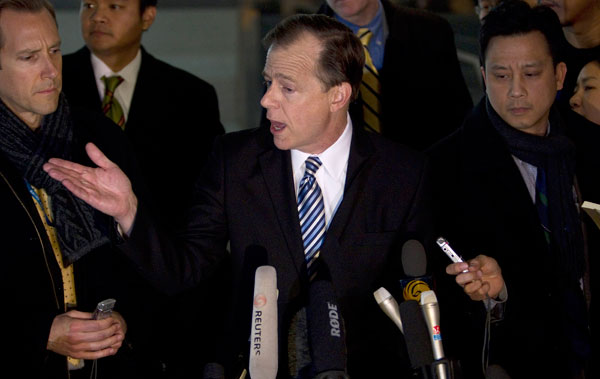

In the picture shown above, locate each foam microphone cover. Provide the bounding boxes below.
[401,239,427,277]
[401,240,432,301]
[399,300,434,370]
[307,279,347,374]
[249,265,278,379]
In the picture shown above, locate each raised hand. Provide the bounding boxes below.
[43,142,137,232]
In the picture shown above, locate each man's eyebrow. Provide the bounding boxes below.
[488,61,543,70]
[15,40,61,56]
[579,76,598,85]
[522,61,543,68]
[262,71,295,82]
[489,63,508,70]
[15,47,41,55]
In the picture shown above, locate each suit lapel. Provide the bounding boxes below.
[321,126,376,259]
[258,145,306,275]
[125,47,151,133]
[70,47,103,110]
[461,102,543,233]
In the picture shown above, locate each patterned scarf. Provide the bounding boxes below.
[486,98,584,285]
[0,94,109,265]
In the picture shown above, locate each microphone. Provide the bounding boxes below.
[399,300,434,371]
[420,290,449,379]
[420,291,444,361]
[249,266,278,379]
[307,272,349,378]
[400,240,433,302]
[373,287,403,333]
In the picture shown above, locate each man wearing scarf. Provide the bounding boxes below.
[427,1,591,378]
[0,1,146,377]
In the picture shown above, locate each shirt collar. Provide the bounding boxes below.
[291,114,353,183]
[91,48,142,85]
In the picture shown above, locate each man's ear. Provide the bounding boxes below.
[141,6,157,31]
[555,62,567,91]
[329,82,352,113]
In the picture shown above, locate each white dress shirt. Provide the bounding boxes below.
[291,115,353,229]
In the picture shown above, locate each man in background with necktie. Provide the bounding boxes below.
[45,14,431,377]
[61,1,226,377]
[319,0,473,150]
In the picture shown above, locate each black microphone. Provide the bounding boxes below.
[399,300,434,372]
[400,240,433,302]
[306,267,349,378]
[249,265,278,379]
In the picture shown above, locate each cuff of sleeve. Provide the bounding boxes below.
[484,283,508,321]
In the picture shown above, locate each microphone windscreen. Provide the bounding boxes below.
[401,239,427,277]
[307,279,347,374]
[399,300,434,369]
[249,265,278,379]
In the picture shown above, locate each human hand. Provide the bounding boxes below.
[47,310,125,359]
[43,142,137,232]
[446,254,504,301]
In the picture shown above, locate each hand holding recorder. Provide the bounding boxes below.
[46,299,125,359]
[437,237,504,301]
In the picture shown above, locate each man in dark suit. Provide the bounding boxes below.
[60,1,225,376]
[62,0,224,224]
[46,14,430,378]
[318,0,473,150]
[427,2,591,378]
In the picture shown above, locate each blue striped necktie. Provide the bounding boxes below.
[297,156,326,277]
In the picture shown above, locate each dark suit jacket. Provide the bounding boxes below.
[319,0,473,151]
[62,46,225,226]
[120,123,430,377]
[62,47,226,377]
[426,99,591,378]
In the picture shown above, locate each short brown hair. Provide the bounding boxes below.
[263,14,365,101]
[0,0,56,49]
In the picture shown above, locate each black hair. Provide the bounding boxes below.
[480,0,564,66]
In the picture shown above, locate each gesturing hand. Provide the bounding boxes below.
[43,142,137,232]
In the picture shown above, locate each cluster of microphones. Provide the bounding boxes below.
[247,263,349,379]
[205,240,453,379]
[374,240,451,379]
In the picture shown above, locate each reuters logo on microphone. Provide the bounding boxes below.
[254,294,267,308]
[403,280,429,301]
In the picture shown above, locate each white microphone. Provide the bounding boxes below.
[249,266,278,379]
[420,290,448,379]
[373,287,403,333]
